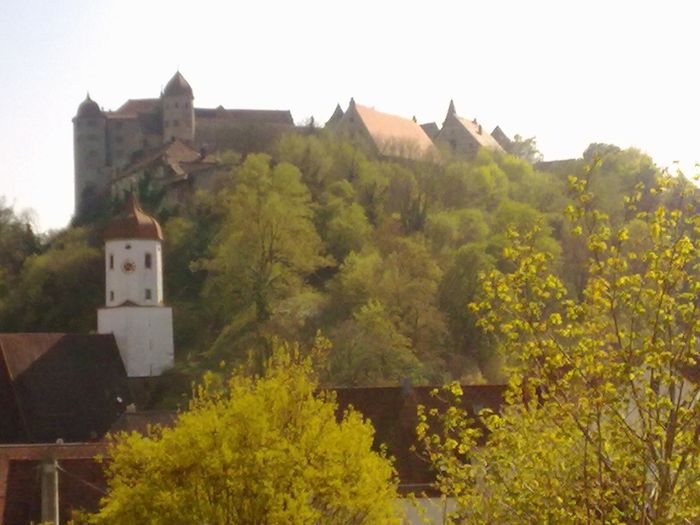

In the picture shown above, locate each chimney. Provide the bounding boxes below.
[478,124,483,134]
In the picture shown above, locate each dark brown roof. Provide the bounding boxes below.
[108,410,178,435]
[195,107,294,125]
[75,95,102,119]
[0,334,131,444]
[420,122,440,140]
[103,194,164,241]
[163,71,193,98]
[334,384,506,492]
[115,98,160,115]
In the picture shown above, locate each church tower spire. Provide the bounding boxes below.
[98,194,174,377]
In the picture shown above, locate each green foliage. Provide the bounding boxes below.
[0,133,681,390]
[418,172,700,523]
[90,341,401,525]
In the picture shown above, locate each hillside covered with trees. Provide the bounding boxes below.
[0,132,694,397]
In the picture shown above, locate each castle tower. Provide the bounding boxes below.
[97,194,174,377]
[162,71,195,144]
[73,94,107,216]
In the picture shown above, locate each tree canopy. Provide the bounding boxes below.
[417,170,700,523]
[89,341,401,525]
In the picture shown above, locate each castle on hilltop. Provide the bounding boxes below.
[72,71,295,216]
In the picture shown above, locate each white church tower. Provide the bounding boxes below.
[98,194,174,377]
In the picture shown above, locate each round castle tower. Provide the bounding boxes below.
[98,195,174,378]
[73,94,107,215]
[162,71,195,144]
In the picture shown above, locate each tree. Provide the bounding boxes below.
[90,342,401,525]
[417,172,700,523]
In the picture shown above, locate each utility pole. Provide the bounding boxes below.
[40,457,59,524]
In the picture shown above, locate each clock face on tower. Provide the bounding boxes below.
[121,260,136,274]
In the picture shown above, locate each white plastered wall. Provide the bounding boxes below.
[98,306,174,377]
[105,239,163,306]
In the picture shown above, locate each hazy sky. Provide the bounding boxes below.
[0,0,697,231]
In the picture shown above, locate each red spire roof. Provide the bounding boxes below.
[103,194,164,241]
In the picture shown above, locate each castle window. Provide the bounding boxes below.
[145,289,152,300]
[145,252,152,269]
[109,291,114,302]
[175,102,179,108]
[173,120,180,127]
[115,122,123,130]
[109,254,114,269]
[184,102,189,109]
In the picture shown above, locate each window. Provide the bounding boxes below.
[175,102,179,108]
[125,243,131,250]
[145,252,152,269]
[109,254,114,269]
[109,291,114,301]
[145,289,152,300]
[173,120,180,127]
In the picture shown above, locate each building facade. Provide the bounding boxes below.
[73,71,295,216]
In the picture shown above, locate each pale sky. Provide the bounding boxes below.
[0,0,697,232]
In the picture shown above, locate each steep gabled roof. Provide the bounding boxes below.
[453,116,504,150]
[325,103,344,129]
[420,122,440,140]
[491,125,513,150]
[0,334,131,443]
[350,101,438,160]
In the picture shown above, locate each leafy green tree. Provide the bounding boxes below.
[5,227,102,332]
[90,342,401,524]
[417,173,700,523]
[330,299,424,386]
[202,154,329,325]
[507,134,543,164]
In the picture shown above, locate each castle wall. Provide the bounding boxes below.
[195,118,292,154]
[106,118,143,169]
[73,116,107,210]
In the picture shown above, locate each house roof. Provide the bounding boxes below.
[194,107,294,126]
[325,103,344,128]
[352,102,437,159]
[115,98,160,115]
[103,193,164,241]
[114,138,219,186]
[163,71,193,98]
[491,125,512,150]
[334,384,506,492]
[420,122,440,140]
[453,116,504,151]
[0,334,131,444]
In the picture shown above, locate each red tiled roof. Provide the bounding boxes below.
[103,194,164,241]
[353,103,437,160]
